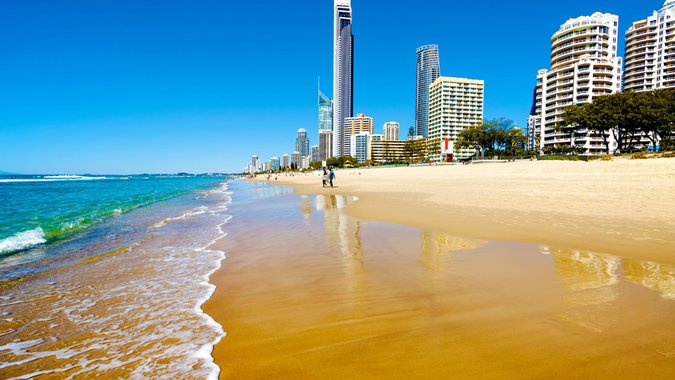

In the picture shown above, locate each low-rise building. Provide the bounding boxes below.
[369,140,408,163]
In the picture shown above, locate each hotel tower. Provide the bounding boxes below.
[624,1,675,92]
[533,12,622,155]
[333,0,354,157]
[415,45,441,138]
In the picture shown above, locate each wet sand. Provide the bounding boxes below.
[205,184,675,379]
[272,159,675,265]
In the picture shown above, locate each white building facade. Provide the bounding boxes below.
[350,132,370,163]
[428,77,484,160]
[624,1,675,92]
[383,122,399,141]
[533,12,622,155]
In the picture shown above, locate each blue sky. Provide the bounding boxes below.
[0,0,655,174]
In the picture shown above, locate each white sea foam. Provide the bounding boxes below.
[0,228,46,254]
[0,176,109,183]
[0,181,234,379]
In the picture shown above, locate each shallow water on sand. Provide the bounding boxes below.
[207,181,675,379]
[0,182,232,379]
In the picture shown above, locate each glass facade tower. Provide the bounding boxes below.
[415,45,441,138]
[319,90,333,132]
[295,129,310,158]
[333,0,354,157]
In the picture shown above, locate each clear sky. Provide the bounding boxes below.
[0,0,657,174]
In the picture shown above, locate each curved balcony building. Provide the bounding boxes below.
[624,1,675,92]
[534,12,622,155]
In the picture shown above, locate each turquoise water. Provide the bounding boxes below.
[0,175,226,256]
[0,175,234,379]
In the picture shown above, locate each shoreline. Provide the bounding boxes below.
[264,159,675,265]
[204,179,675,379]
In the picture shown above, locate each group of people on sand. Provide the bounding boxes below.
[321,168,335,188]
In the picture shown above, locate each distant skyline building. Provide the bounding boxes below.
[271,157,280,171]
[290,152,302,169]
[282,154,289,169]
[350,132,370,163]
[533,12,622,155]
[429,77,484,160]
[295,128,310,157]
[343,113,372,154]
[624,1,675,92]
[415,45,441,138]
[251,155,260,173]
[319,130,334,161]
[333,0,354,157]
[383,122,399,141]
[310,145,319,163]
[319,88,333,131]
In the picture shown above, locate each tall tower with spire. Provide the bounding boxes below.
[333,0,354,157]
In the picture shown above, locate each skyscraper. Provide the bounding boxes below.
[282,154,289,169]
[415,45,441,138]
[383,122,399,141]
[319,88,333,132]
[295,128,310,157]
[333,0,354,157]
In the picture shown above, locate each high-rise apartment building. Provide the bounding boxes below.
[295,129,310,158]
[350,132,370,163]
[416,45,441,138]
[624,1,675,92]
[251,155,260,173]
[343,113,372,153]
[310,145,319,163]
[271,157,280,171]
[290,152,302,169]
[428,77,484,160]
[319,130,334,161]
[282,154,289,169]
[383,122,399,141]
[533,12,622,155]
[333,0,354,157]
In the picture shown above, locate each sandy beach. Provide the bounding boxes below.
[273,158,675,265]
[205,159,675,379]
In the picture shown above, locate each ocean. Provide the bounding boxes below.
[0,175,232,379]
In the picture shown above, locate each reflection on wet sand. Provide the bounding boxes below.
[250,183,294,199]
[299,195,313,223]
[315,195,365,305]
[420,231,486,287]
[545,247,620,291]
[623,260,675,300]
[543,247,621,332]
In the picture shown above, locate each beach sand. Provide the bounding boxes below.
[205,160,675,379]
[274,158,675,265]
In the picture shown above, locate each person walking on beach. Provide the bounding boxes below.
[329,169,336,188]
[322,169,328,187]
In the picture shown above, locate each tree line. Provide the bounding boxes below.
[557,89,675,154]
[455,118,529,157]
